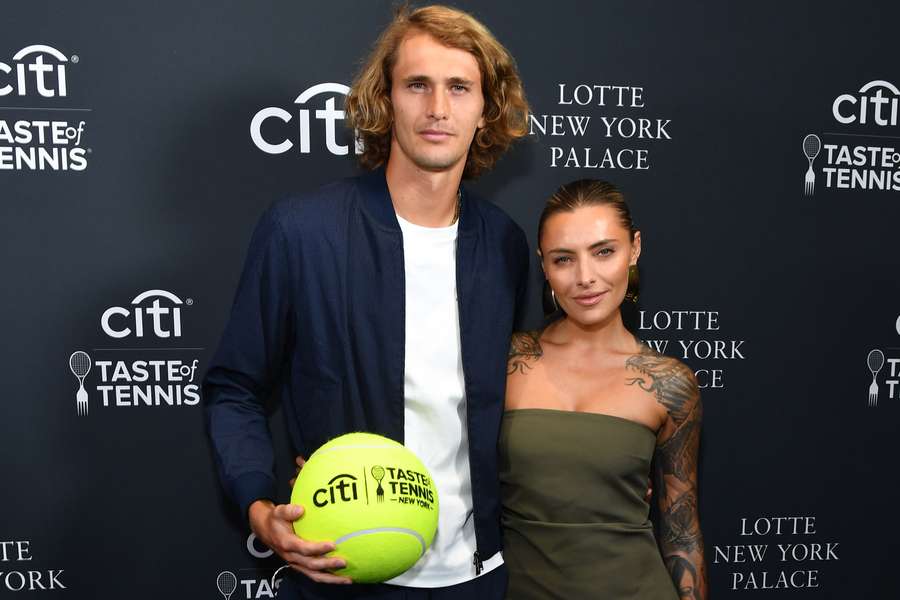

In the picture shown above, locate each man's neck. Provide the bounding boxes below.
[385,156,464,228]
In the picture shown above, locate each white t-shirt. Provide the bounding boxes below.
[388,214,503,588]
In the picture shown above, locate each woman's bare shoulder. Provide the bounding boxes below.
[624,344,700,427]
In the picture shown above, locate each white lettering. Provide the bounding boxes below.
[740,516,816,536]
[250,107,292,154]
[832,80,900,127]
[247,533,275,559]
[252,83,362,156]
[100,290,185,339]
[556,84,645,107]
[0,45,69,97]
[0,541,31,562]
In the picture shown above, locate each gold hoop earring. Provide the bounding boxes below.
[624,265,640,303]
[542,280,561,317]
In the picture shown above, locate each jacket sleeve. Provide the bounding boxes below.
[203,205,294,520]
[512,224,531,331]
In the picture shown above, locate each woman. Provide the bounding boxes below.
[501,180,707,599]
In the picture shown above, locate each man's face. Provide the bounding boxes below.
[388,32,485,174]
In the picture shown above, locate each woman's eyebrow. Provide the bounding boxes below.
[547,239,617,254]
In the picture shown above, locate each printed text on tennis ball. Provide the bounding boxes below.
[312,468,435,509]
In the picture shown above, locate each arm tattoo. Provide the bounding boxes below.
[658,468,701,552]
[625,345,696,426]
[656,401,707,598]
[665,555,701,600]
[657,405,701,483]
[627,345,707,599]
[507,331,543,375]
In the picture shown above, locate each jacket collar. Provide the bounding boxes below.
[356,167,478,237]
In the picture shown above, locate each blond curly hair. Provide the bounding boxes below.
[345,4,530,179]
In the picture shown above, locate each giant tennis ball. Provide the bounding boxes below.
[290,432,439,583]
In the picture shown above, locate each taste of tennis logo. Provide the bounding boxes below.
[217,569,285,600]
[864,316,900,408]
[211,535,286,600]
[250,82,363,156]
[802,80,900,195]
[67,289,201,416]
[0,43,89,172]
[309,466,435,509]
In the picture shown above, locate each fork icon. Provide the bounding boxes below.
[803,134,821,196]
[371,465,386,503]
[69,351,92,416]
[867,349,885,407]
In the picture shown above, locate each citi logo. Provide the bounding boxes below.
[100,289,191,339]
[0,44,71,98]
[250,82,363,156]
[312,473,360,507]
[833,80,899,127]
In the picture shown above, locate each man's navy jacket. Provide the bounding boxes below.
[203,168,529,562]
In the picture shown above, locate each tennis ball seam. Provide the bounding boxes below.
[334,527,427,556]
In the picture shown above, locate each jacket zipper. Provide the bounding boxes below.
[456,228,486,576]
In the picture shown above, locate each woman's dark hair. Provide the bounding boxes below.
[537,179,636,252]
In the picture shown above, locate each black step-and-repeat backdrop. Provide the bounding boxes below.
[2,1,897,597]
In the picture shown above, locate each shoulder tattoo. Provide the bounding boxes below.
[508,331,543,375]
[625,344,699,427]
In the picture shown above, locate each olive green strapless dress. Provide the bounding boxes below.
[500,409,678,600]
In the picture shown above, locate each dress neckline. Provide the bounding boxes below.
[504,407,658,436]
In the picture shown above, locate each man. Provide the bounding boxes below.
[204,5,530,599]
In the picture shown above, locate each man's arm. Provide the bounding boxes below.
[511,225,530,332]
[203,205,292,516]
[203,206,350,584]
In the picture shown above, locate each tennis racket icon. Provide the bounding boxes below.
[371,465,386,503]
[69,351,91,416]
[867,349,885,408]
[803,134,821,196]
[216,571,237,600]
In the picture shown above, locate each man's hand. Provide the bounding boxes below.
[248,499,351,584]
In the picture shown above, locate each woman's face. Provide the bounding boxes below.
[540,204,641,327]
